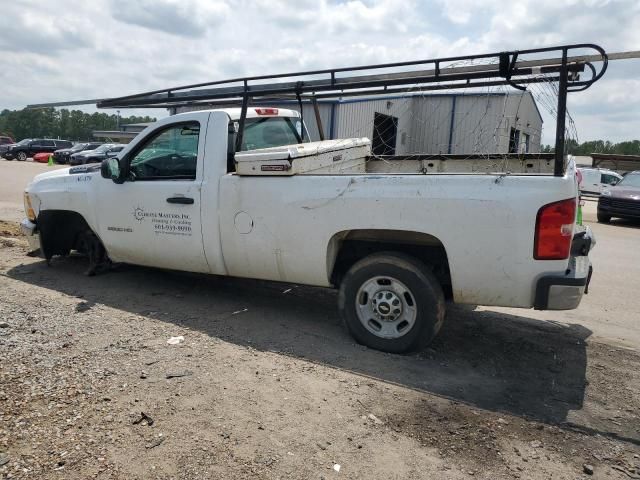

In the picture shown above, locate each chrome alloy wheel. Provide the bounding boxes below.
[355,276,417,339]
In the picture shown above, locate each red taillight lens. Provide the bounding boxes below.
[254,108,278,116]
[534,198,576,260]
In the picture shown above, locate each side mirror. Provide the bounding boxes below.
[101,158,122,183]
[610,179,619,186]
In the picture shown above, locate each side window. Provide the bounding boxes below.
[129,122,200,180]
[601,173,619,185]
[42,140,56,147]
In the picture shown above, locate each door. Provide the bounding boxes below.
[28,140,41,156]
[41,140,56,153]
[94,118,210,273]
[372,113,398,155]
[580,170,599,194]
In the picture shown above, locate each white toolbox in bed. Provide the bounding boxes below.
[235,138,371,176]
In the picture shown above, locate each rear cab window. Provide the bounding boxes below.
[241,117,306,151]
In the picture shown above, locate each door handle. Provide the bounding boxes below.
[166,197,194,204]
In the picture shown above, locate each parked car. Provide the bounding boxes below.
[33,152,54,163]
[597,170,640,223]
[4,139,73,161]
[0,135,17,158]
[53,142,102,164]
[577,167,622,195]
[21,108,595,354]
[69,144,124,165]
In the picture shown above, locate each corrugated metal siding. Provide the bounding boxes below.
[450,95,506,154]
[408,96,454,154]
[334,98,413,155]
[297,103,332,141]
[505,93,542,153]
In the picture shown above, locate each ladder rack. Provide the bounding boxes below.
[30,44,613,177]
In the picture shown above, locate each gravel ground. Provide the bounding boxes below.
[0,233,639,479]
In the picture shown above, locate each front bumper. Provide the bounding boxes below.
[598,197,640,219]
[20,218,41,252]
[534,226,594,310]
[3,152,15,160]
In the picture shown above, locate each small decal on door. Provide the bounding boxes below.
[132,206,193,236]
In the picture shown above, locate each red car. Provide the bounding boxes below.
[33,152,54,163]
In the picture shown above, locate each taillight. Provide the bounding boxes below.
[254,108,278,116]
[534,198,576,260]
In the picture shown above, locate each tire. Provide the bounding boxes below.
[16,151,27,161]
[338,252,445,353]
[597,212,611,223]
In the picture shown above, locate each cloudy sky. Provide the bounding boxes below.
[0,0,638,144]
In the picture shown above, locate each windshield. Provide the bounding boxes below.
[93,144,113,153]
[16,139,32,145]
[618,173,640,188]
[70,144,87,152]
[240,117,305,151]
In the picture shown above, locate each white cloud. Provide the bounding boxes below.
[0,2,92,54]
[109,0,230,37]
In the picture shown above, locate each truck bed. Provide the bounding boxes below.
[235,146,557,176]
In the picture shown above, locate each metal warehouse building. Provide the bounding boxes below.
[176,91,542,155]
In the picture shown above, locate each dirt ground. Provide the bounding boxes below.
[1,161,639,479]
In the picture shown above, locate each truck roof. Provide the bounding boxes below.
[172,107,301,120]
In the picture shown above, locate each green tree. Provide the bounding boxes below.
[0,108,156,141]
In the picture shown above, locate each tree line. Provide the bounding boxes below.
[0,108,156,142]
[541,139,640,156]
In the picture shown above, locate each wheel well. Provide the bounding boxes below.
[38,210,93,259]
[328,229,452,298]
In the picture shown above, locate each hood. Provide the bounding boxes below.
[608,186,640,200]
[30,164,101,183]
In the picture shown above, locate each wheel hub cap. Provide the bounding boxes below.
[372,290,402,321]
[355,276,417,339]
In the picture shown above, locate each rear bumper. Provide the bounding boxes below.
[20,218,41,252]
[533,226,594,310]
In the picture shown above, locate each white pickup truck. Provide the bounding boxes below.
[21,107,594,353]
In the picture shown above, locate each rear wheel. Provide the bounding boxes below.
[338,252,445,353]
[17,151,27,161]
[597,212,611,223]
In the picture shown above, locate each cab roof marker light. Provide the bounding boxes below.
[254,108,278,116]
